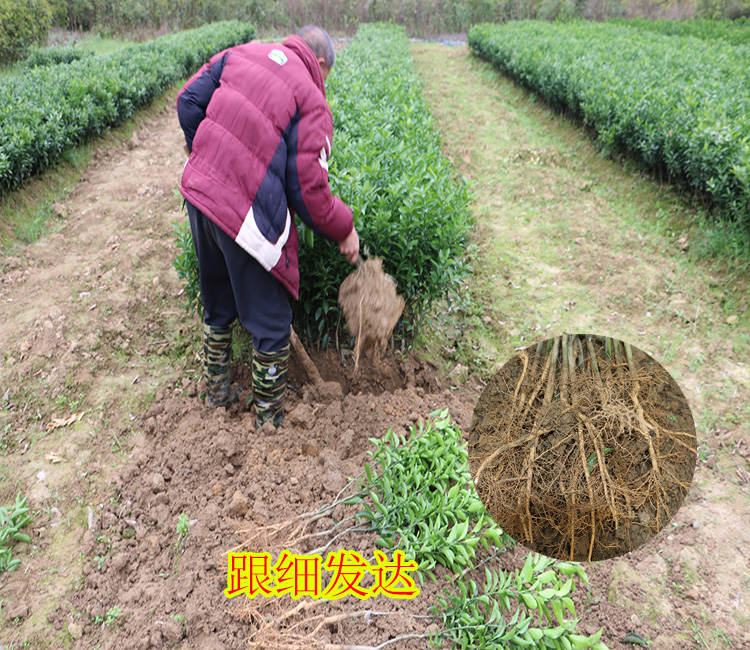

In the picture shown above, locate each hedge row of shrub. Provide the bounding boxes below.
[612,17,750,45]
[23,46,94,69]
[296,23,473,345]
[469,21,750,231]
[0,20,254,196]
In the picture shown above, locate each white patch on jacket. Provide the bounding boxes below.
[236,207,291,271]
[319,135,332,171]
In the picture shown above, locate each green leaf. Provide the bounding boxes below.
[570,634,593,649]
[558,578,573,597]
[520,553,534,583]
[551,599,564,624]
[527,628,544,641]
[521,593,538,609]
[538,569,557,583]
[544,626,566,640]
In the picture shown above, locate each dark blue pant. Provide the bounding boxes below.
[187,201,291,353]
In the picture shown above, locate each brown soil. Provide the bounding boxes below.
[469,335,696,561]
[338,258,405,367]
[58,357,477,650]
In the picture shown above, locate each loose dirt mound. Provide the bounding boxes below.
[338,258,405,367]
[59,352,476,649]
[469,335,696,561]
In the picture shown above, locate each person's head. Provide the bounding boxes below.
[297,25,335,81]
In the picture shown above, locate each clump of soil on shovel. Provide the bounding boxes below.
[468,335,697,562]
[339,258,405,367]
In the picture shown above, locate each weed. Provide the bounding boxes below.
[688,353,705,373]
[581,584,602,613]
[0,423,13,456]
[175,513,189,542]
[0,493,33,573]
[696,441,711,463]
[92,605,122,628]
[111,434,123,453]
[171,613,187,635]
[104,605,122,628]
[55,393,83,411]
[172,513,189,570]
[92,535,112,571]
[689,616,733,649]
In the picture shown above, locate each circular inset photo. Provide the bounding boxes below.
[468,334,697,562]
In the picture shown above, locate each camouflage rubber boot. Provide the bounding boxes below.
[203,323,239,409]
[252,344,290,428]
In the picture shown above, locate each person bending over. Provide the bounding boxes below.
[177,25,359,427]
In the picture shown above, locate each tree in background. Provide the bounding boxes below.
[697,0,750,18]
[0,0,52,63]
[2,0,749,66]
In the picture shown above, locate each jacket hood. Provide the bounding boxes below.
[283,35,326,98]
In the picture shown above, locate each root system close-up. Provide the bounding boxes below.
[338,257,405,367]
[468,335,697,562]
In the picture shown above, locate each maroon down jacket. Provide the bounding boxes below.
[177,35,354,299]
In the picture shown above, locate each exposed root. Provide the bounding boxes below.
[473,432,538,486]
[241,603,428,650]
[468,335,696,561]
[339,258,404,369]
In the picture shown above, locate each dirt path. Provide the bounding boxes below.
[411,43,750,649]
[0,91,201,645]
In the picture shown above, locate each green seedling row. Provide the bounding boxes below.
[23,45,95,69]
[469,21,750,233]
[297,22,472,344]
[612,17,750,46]
[0,20,255,196]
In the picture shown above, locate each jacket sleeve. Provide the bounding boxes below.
[284,102,354,243]
[176,52,229,153]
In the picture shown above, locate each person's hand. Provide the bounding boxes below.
[338,227,359,265]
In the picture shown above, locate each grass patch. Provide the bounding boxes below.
[0,494,33,574]
[76,33,135,56]
[411,41,750,353]
[0,146,90,250]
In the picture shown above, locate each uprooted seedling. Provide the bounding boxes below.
[469,335,697,561]
[231,410,506,578]
[228,409,607,650]
[234,552,607,650]
[338,258,405,368]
